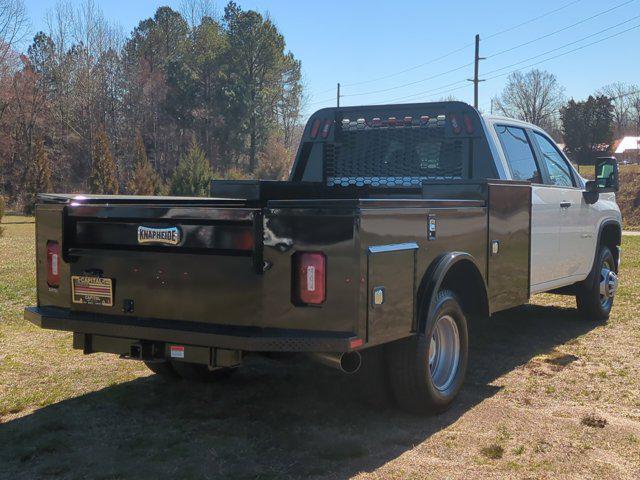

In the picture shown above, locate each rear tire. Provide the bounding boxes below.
[144,360,180,381]
[576,245,617,322]
[170,361,236,383]
[387,289,468,415]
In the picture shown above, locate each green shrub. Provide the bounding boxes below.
[169,139,212,197]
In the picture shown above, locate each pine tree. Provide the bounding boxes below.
[89,128,119,194]
[170,138,212,197]
[126,130,161,195]
[25,136,53,214]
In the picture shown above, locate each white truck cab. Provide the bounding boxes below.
[483,115,621,312]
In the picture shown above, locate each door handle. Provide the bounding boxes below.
[560,201,572,209]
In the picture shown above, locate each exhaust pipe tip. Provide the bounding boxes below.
[340,351,362,374]
[308,351,362,374]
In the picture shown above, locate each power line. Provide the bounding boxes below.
[340,61,473,98]
[310,0,586,99]
[327,0,630,103]
[378,20,640,105]
[483,0,583,40]
[483,22,640,83]
[486,0,635,60]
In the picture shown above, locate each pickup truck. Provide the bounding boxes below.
[25,101,621,414]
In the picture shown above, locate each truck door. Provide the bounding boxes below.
[530,131,592,279]
[494,124,563,288]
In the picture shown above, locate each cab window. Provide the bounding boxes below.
[495,125,541,183]
[532,132,574,187]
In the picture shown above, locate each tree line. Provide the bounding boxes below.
[493,69,640,164]
[0,0,303,213]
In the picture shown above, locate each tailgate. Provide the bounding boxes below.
[63,203,264,327]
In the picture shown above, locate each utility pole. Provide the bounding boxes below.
[336,83,341,108]
[467,34,485,109]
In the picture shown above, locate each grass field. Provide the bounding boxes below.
[1,217,640,479]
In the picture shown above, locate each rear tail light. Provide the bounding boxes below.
[463,113,474,134]
[321,119,332,138]
[292,252,326,305]
[309,119,321,138]
[450,114,462,134]
[46,241,61,288]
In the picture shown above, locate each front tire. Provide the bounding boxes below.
[387,289,468,415]
[576,245,617,322]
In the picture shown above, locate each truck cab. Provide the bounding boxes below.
[483,115,621,294]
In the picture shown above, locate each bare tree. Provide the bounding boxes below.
[180,0,218,29]
[630,89,640,135]
[0,0,28,70]
[598,82,636,137]
[494,69,564,131]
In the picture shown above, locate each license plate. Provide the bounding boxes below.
[71,276,113,306]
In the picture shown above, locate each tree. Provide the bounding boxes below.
[89,127,119,194]
[561,95,614,165]
[598,82,635,137]
[223,2,302,171]
[626,87,640,135]
[0,0,28,70]
[126,130,161,195]
[494,69,564,131]
[24,135,52,213]
[253,134,291,180]
[169,138,212,196]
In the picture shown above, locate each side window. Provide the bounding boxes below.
[495,125,541,183]
[532,132,574,187]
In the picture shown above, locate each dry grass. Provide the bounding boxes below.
[1,217,640,479]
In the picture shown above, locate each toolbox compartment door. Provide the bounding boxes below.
[367,243,418,345]
[487,181,531,312]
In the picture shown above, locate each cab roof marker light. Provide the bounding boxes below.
[450,114,461,134]
[310,119,321,138]
[463,113,474,134]
[321,119,332,138]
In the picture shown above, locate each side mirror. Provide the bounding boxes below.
[583,157,619,204]
[595,156,619,193]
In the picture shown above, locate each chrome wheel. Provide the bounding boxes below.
[428,314,460,392]
[599,260,618,309]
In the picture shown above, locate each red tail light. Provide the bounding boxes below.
[463,114,474,134]
[321,119,332,138]
[292,252,326,305]
[46,241,61,288]
[450,114,462,134]
[310,119,321,138]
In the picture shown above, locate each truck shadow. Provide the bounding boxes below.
[0,303,596,479]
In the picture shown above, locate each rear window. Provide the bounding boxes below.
[325,128,467,187]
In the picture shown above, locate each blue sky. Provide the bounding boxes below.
[23,0,640,117]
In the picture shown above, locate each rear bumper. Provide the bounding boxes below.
[24,306,360,353]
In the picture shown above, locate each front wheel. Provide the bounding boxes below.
[387,289,468,415]
[576,245,618,322]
